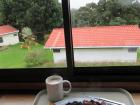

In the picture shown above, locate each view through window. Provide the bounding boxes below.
[0,0,67,68]
[69,0,140,67]
[1,0,140,69]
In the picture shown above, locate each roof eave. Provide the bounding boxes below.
[0,30,19,36]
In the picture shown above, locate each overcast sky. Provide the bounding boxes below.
[59,0,99,9]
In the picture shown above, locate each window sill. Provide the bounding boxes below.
[1,82,140,91]
[0,82,140,105]
[0,94,35,105]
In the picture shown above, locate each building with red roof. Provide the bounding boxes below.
[0,25,19,46]
[45,25,140,63]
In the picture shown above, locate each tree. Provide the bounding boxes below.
[1,0,31,28]
[21,27,33,39]
[1,0,63,42]
[0,0,4,25]
[109,17,127,25]
[71,9,78,27]
[96,0,125,25]
[21,27,38,49]
[74,2,97,27]
[72,0,140,26]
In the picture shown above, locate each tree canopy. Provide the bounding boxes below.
[0,0,140,41]
[72,0,140,27]
[0,0,62,41]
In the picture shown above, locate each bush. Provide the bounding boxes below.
[25,50,47,67]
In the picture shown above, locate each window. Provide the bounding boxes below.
[128,48,137,52]
[0,37,3,43]
[53,49,60,53]
[14,33,17,36]
[0,0,140,85]
[0,0,67,68]
[70,0,140,67]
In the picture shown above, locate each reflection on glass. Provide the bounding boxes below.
[70,0,140,67]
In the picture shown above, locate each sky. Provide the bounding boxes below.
[59,0,99,9]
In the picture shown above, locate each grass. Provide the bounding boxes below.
[0,43,53,68]
[1,44,140,68]
[75,61,140,67]
[137,49,140,61]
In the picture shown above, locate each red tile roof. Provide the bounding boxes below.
[45,25,140,48]
[0,25,18,36]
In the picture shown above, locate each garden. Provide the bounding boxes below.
[0,43,53,68]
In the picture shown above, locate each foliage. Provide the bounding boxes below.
[21,27,33,38]
[25,50,47,67]
[109,17,127,25]
[0,0,4,25]
[72,3,97,27]
[0,43,53,68]
[1,0,140,40]
[0,0,62,41]
[72,0,140,27]
[0,13,4,25]
[20,27,38,49]
[137,48,140,62]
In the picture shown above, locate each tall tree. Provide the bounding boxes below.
[1,0,31,28]
[0,0,4,25]
[1,0,62,41]
[74,2,97,27]
[25,0,62,33]
[72,0,140,27]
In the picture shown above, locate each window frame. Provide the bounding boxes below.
[128,48,137,52]
[0,37,3,43]
[0,0,140,83]
[13,33,17,36]
[53,49,61,53]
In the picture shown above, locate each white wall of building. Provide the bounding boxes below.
[53,49,67,63]
[53,48,137,63]
[0,32,19,46]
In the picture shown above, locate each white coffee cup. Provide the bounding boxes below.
[45,75,71,102]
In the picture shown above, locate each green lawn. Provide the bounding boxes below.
[0,43,53,68]
[137,49,140,61]
[1,44,140,68]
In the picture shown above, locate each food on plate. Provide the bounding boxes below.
[65,100,106,105]
[55,97,125,105]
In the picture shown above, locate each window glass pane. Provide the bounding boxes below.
[70,0,140,67]
[0,0,67,68]
[53,49,61,53]
[0,37,3,43]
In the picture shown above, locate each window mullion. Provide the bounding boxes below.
[62,0,75,73]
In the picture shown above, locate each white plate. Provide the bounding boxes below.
[55,96,125,105]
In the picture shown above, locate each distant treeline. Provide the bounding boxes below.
[71,0,140,27]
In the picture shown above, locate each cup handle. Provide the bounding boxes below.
[63,80,71,94]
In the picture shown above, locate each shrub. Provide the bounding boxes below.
[25,50,47,67]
